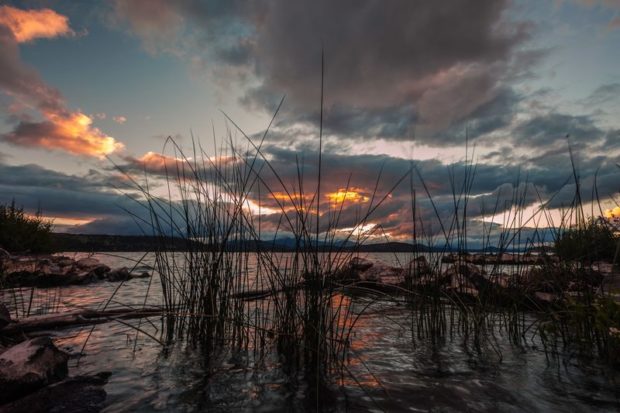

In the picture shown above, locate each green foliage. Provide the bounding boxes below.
[554,218,619,262]
[0,201,53,254]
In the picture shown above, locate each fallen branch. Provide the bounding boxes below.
[2,307,163,334]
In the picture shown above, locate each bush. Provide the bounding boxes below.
[554,218,619,263]
[0,201,53,254]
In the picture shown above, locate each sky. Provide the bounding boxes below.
[0,0,619,246]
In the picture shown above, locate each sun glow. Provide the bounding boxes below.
[326,188,369,204]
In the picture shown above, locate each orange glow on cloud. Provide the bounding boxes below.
[0,6,123,158]
[137,151,184,171]
[48,112,123,157]
[26,214,93,226]
[326,188,370,204]
[604,206,620,219]
[270,192,313,202]
[0,5,73,43]
[5,111,124,158]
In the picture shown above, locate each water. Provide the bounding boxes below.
[2,252,619,412]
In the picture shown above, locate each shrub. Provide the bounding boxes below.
[0,201,53,254]
[554,218,618,263]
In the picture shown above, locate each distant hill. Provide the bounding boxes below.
[51,233,451,253]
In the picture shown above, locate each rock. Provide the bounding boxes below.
[0,302,10,330]
[105,267,131,282]
[498,253,516,265]
[0,337,69,404]
[91,264,111,278]
[76,257,100,269]
[0,372,110,413]
[3,259,37,275]
[409,256,430,274]
[489,273,511,289]
[534,291,558,304]
[444,262,490,290]
[349,257,374,271]
[132,271,151,279]
[54,257,75,267]
[0,248,10,262]
[358,262,405,285]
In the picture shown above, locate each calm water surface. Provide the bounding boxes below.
[2,252,619,412]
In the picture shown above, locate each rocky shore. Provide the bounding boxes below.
[0,249,155,411]
[341,255,620,305]
[0,249,150,288]
[0,331,110,412]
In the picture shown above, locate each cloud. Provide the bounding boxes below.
[583,83,620,106]
[513,113,604,148]
[0,6,123,158]
[0,5,73,43]
[609,16,620,29]
[112,115,127,124]
[112,0,540,144]
[576,0,620,8]
[3,112,123,157]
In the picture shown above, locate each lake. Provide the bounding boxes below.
[2,252,619,412]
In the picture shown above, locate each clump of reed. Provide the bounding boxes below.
[118,81,620,409]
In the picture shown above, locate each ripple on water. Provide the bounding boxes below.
[1,252,619,412]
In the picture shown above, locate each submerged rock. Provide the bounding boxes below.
[105,267,131,281]
[0,336,69,404]
[0,372,110,413]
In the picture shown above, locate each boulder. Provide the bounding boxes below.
[0,372,110,413]
[105,267,131,282]
[54,257,75,267]
[498,253,516,265]
[2,259,37,275]
[0,337,69,404]
[358,262,405,285]
[533,291,558,304]
[76,257,100,270]
[349,257,374,271]
[0,302,10,330]
[409,256,430,275]
[444,262,489,290]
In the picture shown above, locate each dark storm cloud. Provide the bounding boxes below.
[0,159,148,234]
[441,88,522,139]
[513,113,605,148]
[113,0,539,143]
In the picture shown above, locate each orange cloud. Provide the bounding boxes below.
[4,111,123,158]
[326,188,370,204]
[0,6,122,158]
[604,206,620,219]
[0,5,73,43]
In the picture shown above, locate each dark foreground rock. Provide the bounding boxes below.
[0,372,110,413]
[0,336,69,404]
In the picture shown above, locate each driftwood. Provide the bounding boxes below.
[2,307,163,334]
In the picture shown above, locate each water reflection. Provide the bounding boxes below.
[1,252,619,412]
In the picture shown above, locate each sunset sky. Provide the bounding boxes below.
[0,1,619,245]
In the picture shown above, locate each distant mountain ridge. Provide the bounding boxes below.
[51,233,527,253]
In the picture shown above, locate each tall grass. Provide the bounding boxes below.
[116,85,620,408]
